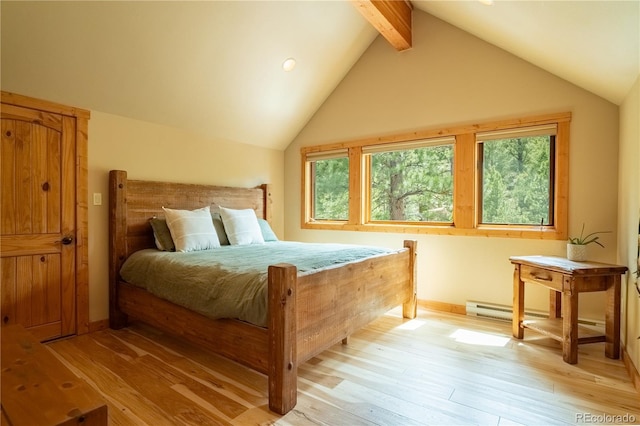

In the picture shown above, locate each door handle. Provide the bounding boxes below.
[61,235,74,245]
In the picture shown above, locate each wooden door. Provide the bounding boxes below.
[1,103,78,341]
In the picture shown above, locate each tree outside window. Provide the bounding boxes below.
[478,127,555,226]
[368,143,453,223]
[311,156,349,221]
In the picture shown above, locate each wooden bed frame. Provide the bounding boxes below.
[108,170,417,414]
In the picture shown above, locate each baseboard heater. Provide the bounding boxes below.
[465,301,605,328]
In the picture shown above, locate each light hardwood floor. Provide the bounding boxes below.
[46,308,640,425]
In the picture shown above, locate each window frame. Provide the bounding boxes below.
[476,125,557,227]
[306,150,350,222]
[363,137,455,225]
[301,112,570,240]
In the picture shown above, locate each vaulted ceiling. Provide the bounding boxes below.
[413,0,639,108]
[1,1,638,151]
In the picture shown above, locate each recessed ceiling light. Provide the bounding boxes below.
[282,58,296,72]
[478,0,493,5]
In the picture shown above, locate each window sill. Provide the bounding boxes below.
[302,221,566,240]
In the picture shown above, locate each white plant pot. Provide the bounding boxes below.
[567,243,587,261]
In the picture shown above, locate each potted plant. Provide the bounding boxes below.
[567,224,609,261]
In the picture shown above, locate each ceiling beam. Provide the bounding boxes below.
[352,0,412,51]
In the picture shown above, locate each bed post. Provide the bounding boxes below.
[261,183,273,223]
[267,263,297,414]
[108,170,129,329]
[403,240,418,319]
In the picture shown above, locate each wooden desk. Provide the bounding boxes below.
[1,324,108,425]
[510,255,627,364]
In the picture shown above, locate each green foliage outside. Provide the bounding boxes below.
[313,157,349,220]
[312,135,552,225]
[370,145,453,221]
[482,136,552,225]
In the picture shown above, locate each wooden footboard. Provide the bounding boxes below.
[296,240,416,363]
[108,169,417,415]
[270,239,417,413]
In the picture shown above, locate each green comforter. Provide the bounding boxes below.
[119,241,396,327]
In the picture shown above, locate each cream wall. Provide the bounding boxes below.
[284,11,621,320]
[88,111,284,321]
[618,75,640,375]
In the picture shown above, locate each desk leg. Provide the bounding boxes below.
[605,275,621,359]
[512,265,524,339]
[549,290,561,319]
[562,283,578,364]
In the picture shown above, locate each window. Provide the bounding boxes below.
[301,112,570,240]
[307,150,349,221]
[477,125,556,226]
[364,138,454,223]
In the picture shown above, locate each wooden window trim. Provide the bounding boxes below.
[301,112,570,240]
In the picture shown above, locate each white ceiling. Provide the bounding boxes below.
[1,1,378,150]
[413,0,639,107]
[1,1,638,151]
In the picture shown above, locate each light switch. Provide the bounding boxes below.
[93,193,102,206]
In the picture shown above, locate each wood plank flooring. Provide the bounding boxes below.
[45,308,640,425]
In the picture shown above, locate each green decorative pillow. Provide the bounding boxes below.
[211,212,230,245]
[258,219,278,242]
[149,217,175,251]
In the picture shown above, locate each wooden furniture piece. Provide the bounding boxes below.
[0,91,91,341]
[510,255,627,364]
[108,169,417,414]
[1,324,107,425]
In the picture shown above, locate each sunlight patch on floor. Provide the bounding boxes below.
[450,329,510,347]
[396,319,427,331]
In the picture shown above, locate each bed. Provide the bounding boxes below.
[108,170,417,414]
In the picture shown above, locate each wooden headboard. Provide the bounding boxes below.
[108,169,271,269]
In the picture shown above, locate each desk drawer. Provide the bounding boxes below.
[520,265,564,290]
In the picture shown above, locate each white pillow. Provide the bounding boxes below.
[162,206,220,252]
[219,206,265,245]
